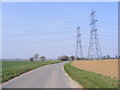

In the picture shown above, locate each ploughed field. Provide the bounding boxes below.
[71,59,118,79]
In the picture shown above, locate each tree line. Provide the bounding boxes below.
[29,53,120,61]
[29,53,46,61]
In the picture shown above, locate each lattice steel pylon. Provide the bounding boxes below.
[75,26,83,59]
[88,10,102,59]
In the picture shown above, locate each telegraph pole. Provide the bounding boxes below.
[75,26,83,60]
[88,10,102,59]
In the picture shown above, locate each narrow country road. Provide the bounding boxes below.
[2,62,79,88]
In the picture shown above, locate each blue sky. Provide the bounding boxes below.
[2,2,118,59]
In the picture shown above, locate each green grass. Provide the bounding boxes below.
[64,62,118,88]
[2,60,62,83]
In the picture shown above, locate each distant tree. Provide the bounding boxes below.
[80,57,85,60]
[59,55,69,61]
[102,56,106,59]
[76,57,80,60]
[115,55,118,59]
[70,56,75,60]
[29,57,34,61]
[34,53,39,61]
[106,55,111,59]
[40,56,46,61]
[76,57,85,60]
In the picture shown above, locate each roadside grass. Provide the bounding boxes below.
[64,62,118,88]
[2,60,62,83]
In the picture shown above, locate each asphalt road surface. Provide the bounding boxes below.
[3,62,79,88]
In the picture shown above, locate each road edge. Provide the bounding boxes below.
[62,64,83,88]
[2,63,59,86]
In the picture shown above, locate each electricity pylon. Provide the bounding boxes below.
[75,26,83,60]
[88,10,102,59]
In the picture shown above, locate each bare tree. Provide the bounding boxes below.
[34,53,39,61]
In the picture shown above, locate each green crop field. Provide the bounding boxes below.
[64,62,118,88]
[2,60,62,83]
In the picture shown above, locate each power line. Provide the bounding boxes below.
[3,26,117,38]
[3,38,75,45]
[96,16,117,21]
[3,17,90,26]
[3,19,117,27]
[3,30,75,37]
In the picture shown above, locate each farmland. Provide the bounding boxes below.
[64,61,118,88]
[2,60,62,83]
[71,59,118,79]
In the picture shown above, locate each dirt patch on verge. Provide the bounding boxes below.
[71,59,118,79]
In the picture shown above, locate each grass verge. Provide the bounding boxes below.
[2,60,62,83]
[64,62,118,88]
